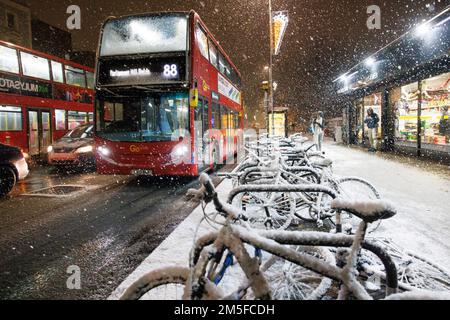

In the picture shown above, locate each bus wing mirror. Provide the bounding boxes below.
[190,89,198,107]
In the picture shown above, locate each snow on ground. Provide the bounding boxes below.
[325,142,450,268]
[109,141,450,299]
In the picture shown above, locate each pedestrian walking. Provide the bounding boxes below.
[313,111,325,151]
[364,108,380,152]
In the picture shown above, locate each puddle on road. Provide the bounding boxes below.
[21,185,99,198]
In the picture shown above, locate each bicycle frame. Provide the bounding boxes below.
[186,221,398,300]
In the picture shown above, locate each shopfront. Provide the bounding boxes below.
[336,6,450,161]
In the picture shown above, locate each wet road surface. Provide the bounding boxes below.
[0,165,231,299]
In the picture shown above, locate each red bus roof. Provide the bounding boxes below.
[0,39,94,73]
[97,11,241,80]
[191,10,242,79]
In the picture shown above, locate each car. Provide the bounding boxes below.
[47,123,95,168]
[0,143,29,196]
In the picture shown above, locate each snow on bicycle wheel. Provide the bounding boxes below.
[232,191,295,230]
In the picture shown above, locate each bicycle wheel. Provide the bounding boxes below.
[119,266,222,300]
[332,177,381,233]
[234,191,295,230]
[294,191,333,223]
[262,246,335,300]
[361,239,450,293]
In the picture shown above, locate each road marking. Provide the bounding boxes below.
[21,185,100,198]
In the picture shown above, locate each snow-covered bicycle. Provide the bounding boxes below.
[120,174,405,300]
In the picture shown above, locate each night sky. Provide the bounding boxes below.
[25,0,449,126]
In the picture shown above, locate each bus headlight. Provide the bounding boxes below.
[98,146,110,156]
[170,144,189,165]
[47,146,53,153]
[76,145,94,154]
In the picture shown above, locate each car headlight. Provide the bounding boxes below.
[76,145,94,154]
[47,146,53,153]
[98,146,110,156]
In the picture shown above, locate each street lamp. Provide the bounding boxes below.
[268,0,274,136]
[365,56,376,67]
[261,80,270,131]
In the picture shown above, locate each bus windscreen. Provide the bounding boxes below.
[100,14,188,56]
[95,92,189,142]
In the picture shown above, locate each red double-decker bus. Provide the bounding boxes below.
[94,11,243,176]
[0,40,94,157]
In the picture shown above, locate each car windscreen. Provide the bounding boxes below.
[64,125,94,139]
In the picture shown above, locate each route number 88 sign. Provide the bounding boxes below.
[163,64,178,78]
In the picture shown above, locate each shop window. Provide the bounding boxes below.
[363,93,382,140]
[51,61,64,83]
[86,72,95,89]
[208,39,218,68]
[65,65,86,87]
[421,72,450,147]
[195,24,209,60]
[0,44,19,74]
[88,112,94,122]
[20,51,50,80]
[352,98,364,144]
[0,106,22,131]
[55,109,66,130]
[392,82,419,144]
[68,111,88,129]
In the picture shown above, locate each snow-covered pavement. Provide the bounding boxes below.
[109,142,450,299]
[325,143,450,267]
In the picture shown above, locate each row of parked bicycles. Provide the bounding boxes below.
[120,134,450,300]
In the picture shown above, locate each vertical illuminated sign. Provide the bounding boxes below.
[272,11,289,56]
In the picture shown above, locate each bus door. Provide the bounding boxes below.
[27,109,52,156]
[194,97,209,170]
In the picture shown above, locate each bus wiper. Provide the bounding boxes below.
[131,85,155,91]
[100,87,120,96]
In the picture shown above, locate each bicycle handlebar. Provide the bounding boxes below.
[199,173,248,222]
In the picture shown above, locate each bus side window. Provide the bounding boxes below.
[195,24,209,60]
[0,44,19,74]
[208,39,218,69]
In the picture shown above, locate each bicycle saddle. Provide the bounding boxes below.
[311,158,333,167]
[331,199,397,223]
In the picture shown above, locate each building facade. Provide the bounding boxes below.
[31,18,72,59]
[335,6,450,162]
[0,0,31,47]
